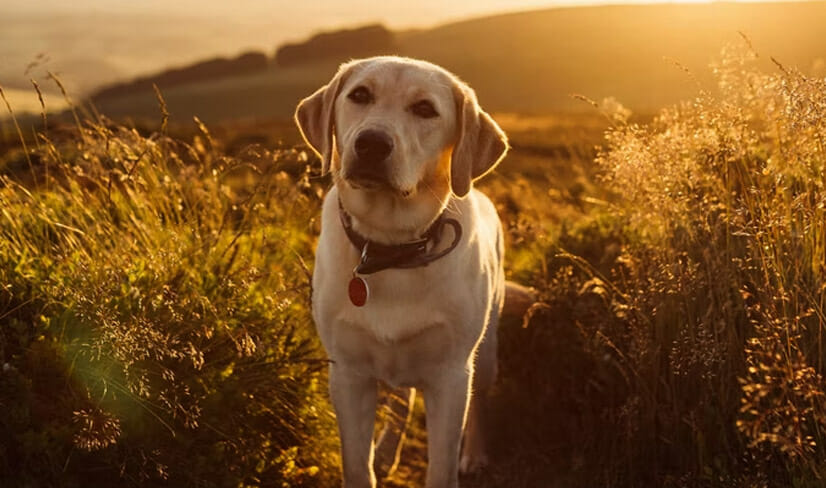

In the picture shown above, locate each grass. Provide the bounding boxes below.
[0,87,339,486]
[1,41,825,487]
[593,43,826,483]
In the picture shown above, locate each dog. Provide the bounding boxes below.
[295,56,508,488]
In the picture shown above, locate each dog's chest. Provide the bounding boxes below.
[314,258,478,341]
[312,253,488,387]
[330,313,461,388]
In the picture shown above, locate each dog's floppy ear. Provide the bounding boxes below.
[294,62,354,175]
[450,83,508,198]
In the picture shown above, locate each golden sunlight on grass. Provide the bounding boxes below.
[0,4,824,485]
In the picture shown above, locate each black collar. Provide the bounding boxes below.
[339,200,462,275]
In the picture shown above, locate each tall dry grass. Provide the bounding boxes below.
[0,90,337,486]
[560,44,822,486]
[600,41,825,474]
[485,43,825,488]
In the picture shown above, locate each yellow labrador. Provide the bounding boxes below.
[295,56,507,488]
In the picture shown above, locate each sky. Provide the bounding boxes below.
[5,0,772,31]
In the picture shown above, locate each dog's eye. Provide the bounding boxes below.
[347,86,373,105]
[410,100,439,119]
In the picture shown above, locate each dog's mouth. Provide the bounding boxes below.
[344,177,416,199]
[344,173,387,191]
[342,167,416,198]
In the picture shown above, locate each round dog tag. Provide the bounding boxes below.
[348,276,369,307]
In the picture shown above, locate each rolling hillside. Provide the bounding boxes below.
[89,2,826,122]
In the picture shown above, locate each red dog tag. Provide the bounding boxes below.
[348,276,369,307]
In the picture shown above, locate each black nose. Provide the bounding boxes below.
[354,130,393,164]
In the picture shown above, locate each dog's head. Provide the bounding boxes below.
[295,56,507,237]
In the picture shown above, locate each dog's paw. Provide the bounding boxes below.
[459,449,489,474]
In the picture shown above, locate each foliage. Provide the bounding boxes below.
[507,43,826,487]
[0,110,337,486]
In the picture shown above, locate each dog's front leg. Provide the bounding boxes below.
[423,367,472,488]
[329,363,378,488]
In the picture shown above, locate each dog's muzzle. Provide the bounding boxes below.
[346,129,393,186]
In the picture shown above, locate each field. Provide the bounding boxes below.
[1,41,826,487]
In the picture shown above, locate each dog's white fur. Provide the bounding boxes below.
[295,56,507,488]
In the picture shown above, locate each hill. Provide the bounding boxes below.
[92,52,269,101]
[88,2,826,122]
[275,24,396,67]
